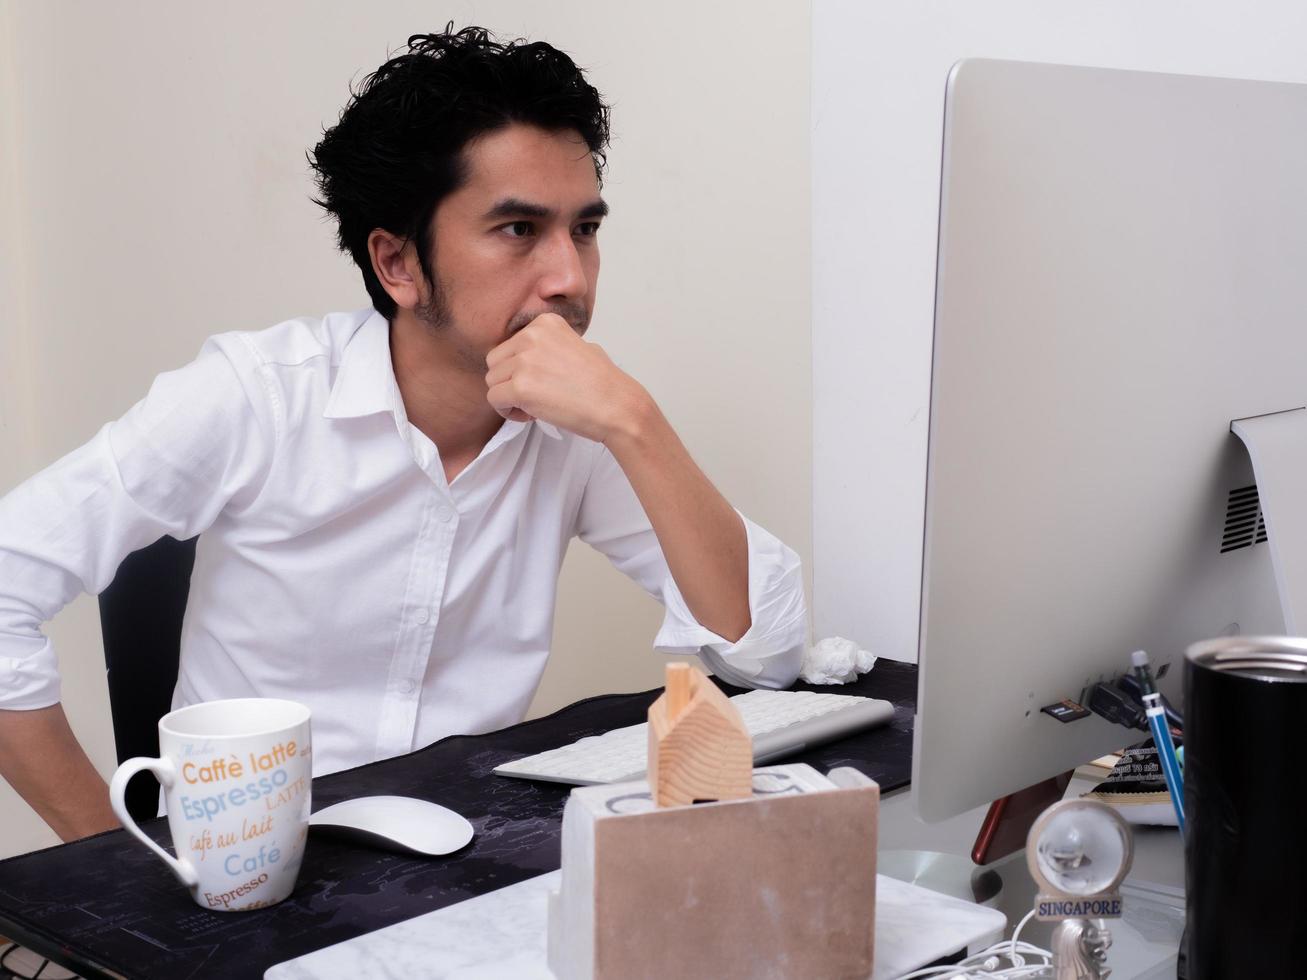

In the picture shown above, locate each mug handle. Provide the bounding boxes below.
[108,757,199,890]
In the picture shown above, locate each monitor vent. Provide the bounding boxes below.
[1221,484,1268,553]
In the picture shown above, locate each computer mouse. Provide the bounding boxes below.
[308,795,475,856]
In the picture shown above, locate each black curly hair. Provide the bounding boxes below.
[308,25,611,319]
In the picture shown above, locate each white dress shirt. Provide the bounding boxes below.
[0,309,807,776]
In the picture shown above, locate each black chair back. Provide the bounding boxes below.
[98,535,196,821]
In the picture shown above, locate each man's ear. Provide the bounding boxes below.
[368,229,424,312]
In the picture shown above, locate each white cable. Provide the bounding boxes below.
[896,957,1052,980]
[1009,908,1038,964]
[894,905,1053,980]
[896,966,1050,980]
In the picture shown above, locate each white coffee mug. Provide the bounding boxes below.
[109,698,312,912]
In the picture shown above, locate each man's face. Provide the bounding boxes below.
[415,124,605,369]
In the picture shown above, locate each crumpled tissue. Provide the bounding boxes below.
[800,636,877,685]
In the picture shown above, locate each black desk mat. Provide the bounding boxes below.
[0,660,917,979]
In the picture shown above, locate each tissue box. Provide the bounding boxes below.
[547,763,879,980]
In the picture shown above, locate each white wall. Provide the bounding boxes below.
[0,1,810,856]
[813,0,1307,662]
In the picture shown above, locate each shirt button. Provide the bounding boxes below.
[415,609,430,624]
[438,507,454,523]
[399,679,417,695]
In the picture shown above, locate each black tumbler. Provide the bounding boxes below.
[1184,636,1307,977]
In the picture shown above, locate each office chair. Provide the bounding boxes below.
[98,535,196,821]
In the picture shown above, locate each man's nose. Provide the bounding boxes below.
[536,230,588,302]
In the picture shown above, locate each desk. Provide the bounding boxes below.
[267,865,1006,979]
[0,661,918,979]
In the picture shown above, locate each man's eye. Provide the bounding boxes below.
[575,222,601,237]
[504,221,534,238]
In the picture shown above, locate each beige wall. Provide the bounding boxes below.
[0,2,811,855]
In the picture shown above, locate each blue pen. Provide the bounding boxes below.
[1131,649,1185,832]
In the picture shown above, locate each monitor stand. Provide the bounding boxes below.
[880,771,1069,908]
[877,849,1003,906]
[1231,407,1307,631]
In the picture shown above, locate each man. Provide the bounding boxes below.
[0,27,806,841]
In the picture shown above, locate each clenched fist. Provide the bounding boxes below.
[485,313,652,445]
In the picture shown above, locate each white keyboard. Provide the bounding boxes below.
[493,689,895,786]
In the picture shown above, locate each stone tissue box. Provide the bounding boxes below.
[546,763,880,980]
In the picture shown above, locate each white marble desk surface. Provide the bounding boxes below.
[266,869,1005,980]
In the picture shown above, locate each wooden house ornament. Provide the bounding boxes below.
[647,663,752,807]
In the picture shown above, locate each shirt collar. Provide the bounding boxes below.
[323,310,394,420]
[322,310,564,441]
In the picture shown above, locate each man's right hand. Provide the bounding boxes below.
[0,704,120,842]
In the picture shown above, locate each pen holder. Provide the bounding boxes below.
[1184,636,1307,977]
[546,763,879,980]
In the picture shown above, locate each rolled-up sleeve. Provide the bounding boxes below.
[575,445,807,689]
[0,335,276,709]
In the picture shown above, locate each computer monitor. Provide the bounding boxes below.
[914,59,1307,823]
